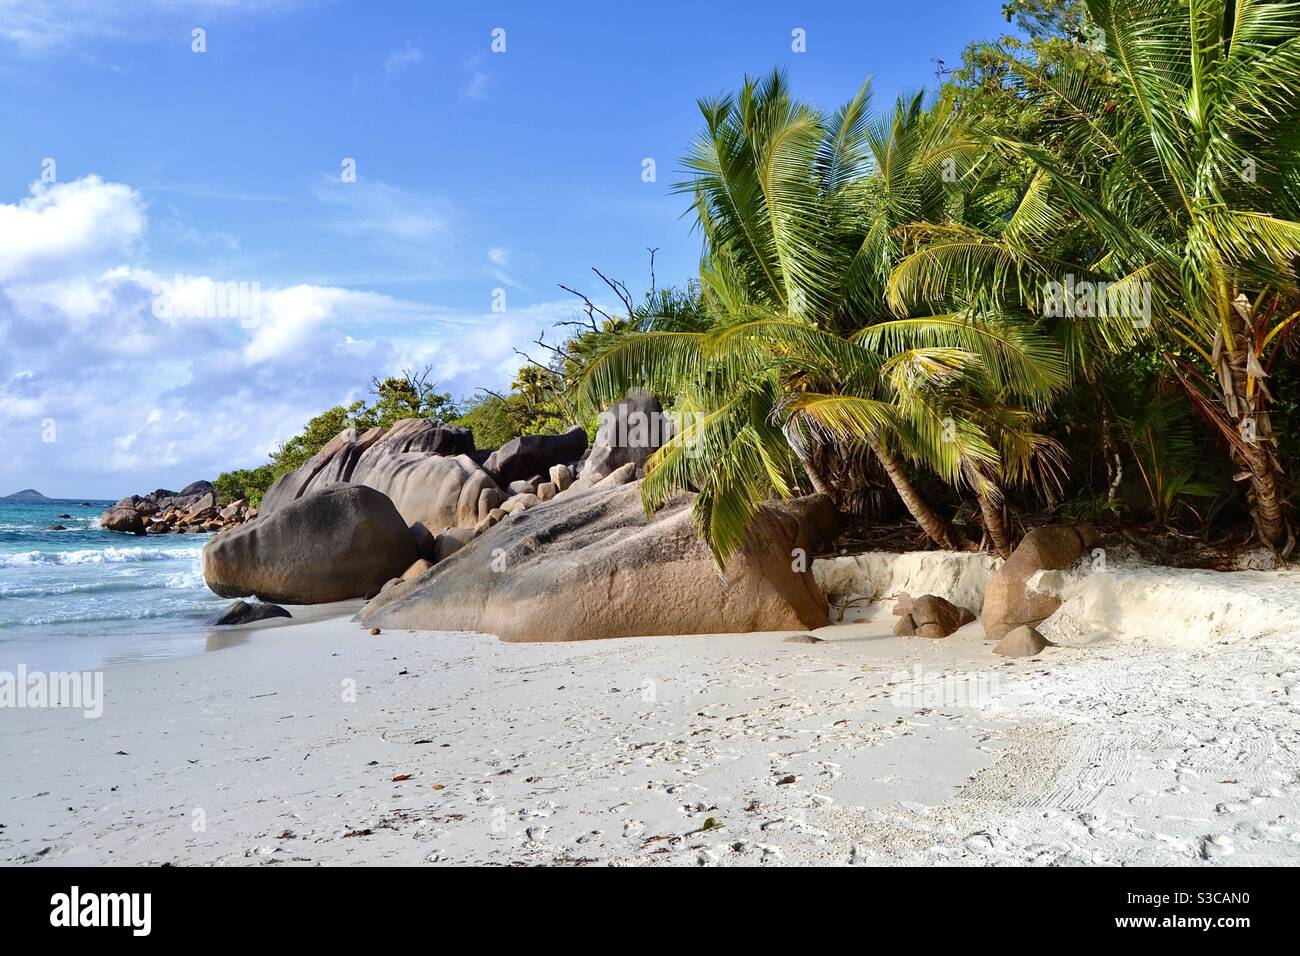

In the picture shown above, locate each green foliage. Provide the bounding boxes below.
[212,464,276,508]
[1120,392,1222,525]
[451,390,565,449]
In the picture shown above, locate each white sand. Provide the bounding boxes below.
[3,557,1300,866]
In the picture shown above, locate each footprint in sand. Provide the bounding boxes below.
[1200,834,1235,858]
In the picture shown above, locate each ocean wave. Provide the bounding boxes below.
[0,546,204,568]
[4,602,217,628]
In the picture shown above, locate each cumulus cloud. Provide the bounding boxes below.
[0,176,146,282]
[0,175,572,497]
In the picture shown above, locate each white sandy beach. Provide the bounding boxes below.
[4,557,1300,867]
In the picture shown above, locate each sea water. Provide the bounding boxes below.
[0,498,227,671]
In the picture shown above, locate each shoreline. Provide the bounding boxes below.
[4,592,1299,866]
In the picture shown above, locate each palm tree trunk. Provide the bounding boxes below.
[976,485,1012,558]
[792,442,835,498]
[1216,296,1291,552]
[868,439,966,550]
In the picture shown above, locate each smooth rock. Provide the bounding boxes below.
[586,389,668,480]
[909,594,975,638]
[360,482,836,643]
[409,521,438,562]
[401,558,434,581]
[982,525,1098,639]
[209,600,292,626]
[101,506,146,535]
[993,624,1053,657]
[434,527,475,562]
[202,485,418,604]
[477,487,507,521]
[482,426,588,487]
[549,464,573,491]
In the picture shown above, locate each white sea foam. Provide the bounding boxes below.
[0,546,204,569]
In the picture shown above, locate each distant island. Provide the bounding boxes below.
[3,489,49,500]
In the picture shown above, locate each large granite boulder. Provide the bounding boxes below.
[114,494,159,517]
[360,453,502,534]
[350,418,474,483]
[981,525,1098,639]
[482,426,588,487]
[585,388,668,480]
[359,481,836,642]
[203,485,418,604]
[101,506,146,534]
[260,419,476,515]
[259,426,385,514]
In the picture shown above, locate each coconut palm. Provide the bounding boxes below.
[575,72,1068,564]
[901,0,1300,552]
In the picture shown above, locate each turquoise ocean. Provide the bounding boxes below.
[0,497,226,672]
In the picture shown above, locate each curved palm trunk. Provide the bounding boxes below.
[976,485,1012,558]
[794,442,835,498]
[868,438,967,550]
[1216,297,1291,553]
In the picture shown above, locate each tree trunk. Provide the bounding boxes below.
[793,442,835,498]
[1216,296,1291,552]
[869,439,966,550]
[976,485,1012,558]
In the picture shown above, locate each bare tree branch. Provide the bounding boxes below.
[558,283,609,331]
[592,267,634,318]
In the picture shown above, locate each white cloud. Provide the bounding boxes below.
[461,54,492,100]
[0,0,302,55]
[0,176,146,282]
[312,176,450,244]
[486,245,528,291]
[384,40,422,74]
[0,175,574,497]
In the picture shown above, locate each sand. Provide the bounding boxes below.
[3,556,1300,866]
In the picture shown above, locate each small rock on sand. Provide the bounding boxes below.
[893,594,975,639]
[993,624,1052,657]
[209,600,292,626]
[784,634,824,644]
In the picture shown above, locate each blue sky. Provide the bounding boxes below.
[0,0,1015,497]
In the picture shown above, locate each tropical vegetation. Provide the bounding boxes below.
[221,0,1300,570]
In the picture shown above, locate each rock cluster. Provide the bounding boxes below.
[197,390,838,640]
[100,481,257,536]
[891,592,977,638]
[184,388,1095,649]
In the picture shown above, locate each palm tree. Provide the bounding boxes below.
[909,0,1300,553]
[575,72,1067,564]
